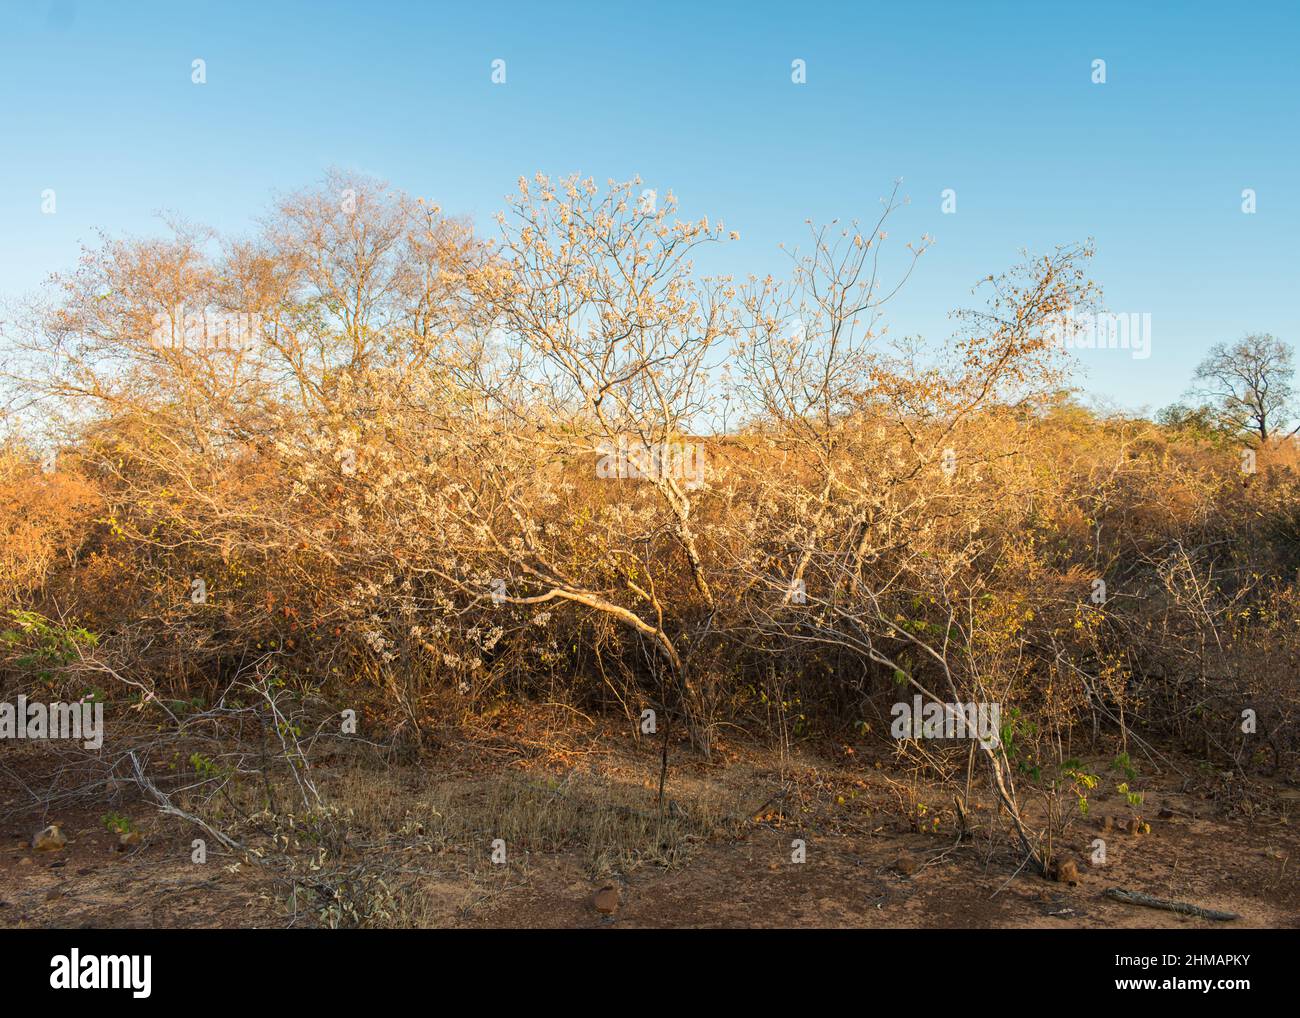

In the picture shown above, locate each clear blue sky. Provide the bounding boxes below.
[2,0,1297,413]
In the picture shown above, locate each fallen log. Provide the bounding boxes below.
[1103,887,1240,921]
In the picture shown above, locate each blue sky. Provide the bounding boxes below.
[2,0,1297,413]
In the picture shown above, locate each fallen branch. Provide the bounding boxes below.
[128,751,252,860]
[1103,887,1240,921]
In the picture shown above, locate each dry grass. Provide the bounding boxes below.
[192,749,751,926]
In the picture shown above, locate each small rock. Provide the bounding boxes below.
[33,825,66,852]
[16,841,29,850]
[593,885,620,915]
[18,857,32,867]
[45,887,64,902]
[893,853,919,876]
[1157,807,1174,820]
[1049,858,1080,884]
[119,831,142,848]
[1098,816,1115,834]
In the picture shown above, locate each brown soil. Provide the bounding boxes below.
[2,724,1296,929]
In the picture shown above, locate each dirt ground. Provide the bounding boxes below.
[2,717,1296,929]
[463,814,1297,929]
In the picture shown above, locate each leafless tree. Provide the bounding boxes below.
[1189,333,1295,443]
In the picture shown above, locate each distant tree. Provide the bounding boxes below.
[1187,333,1296,443]
[1155,401,1231,440]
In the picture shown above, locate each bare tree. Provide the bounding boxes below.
[1189,333,1295,443]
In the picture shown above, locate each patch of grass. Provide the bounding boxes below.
[467,771,723,878]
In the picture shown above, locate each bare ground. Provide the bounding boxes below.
[2,714,1296,929]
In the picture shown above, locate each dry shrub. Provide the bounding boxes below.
[2,172,1297,892]
[0,442,99,602]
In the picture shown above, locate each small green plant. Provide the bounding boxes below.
[1000,707,1041,779]
[0,610,99,682]
[190,752,227,780]
[1059,759,1100,815]
[101,812,132,835]
[1111,752,1138,782]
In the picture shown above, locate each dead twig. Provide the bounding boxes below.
[1102,886,1240,921]
[127,750,251,860]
